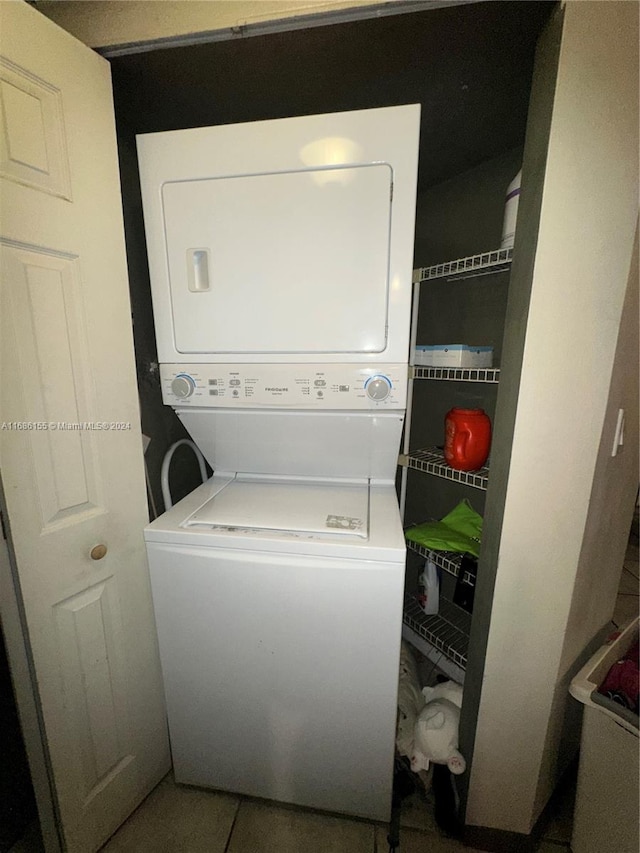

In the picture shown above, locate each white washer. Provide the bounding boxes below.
[144,378,408,820]
[145,473,406,821]
[137,105,420,822]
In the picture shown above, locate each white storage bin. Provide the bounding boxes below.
[569,616,639,853]
[414,344,493,368]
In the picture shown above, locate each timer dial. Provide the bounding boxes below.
[365,375,392,401]
[171,374,196,399]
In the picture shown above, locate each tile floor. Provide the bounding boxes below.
[9,522,638,853]
[8,772,576,853]
[613,521,639,628]
[96,769,573,853]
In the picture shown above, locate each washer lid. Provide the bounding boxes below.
[183,475,369,538]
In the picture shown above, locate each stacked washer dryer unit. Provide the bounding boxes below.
[138,105,420,823]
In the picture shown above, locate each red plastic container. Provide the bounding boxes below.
[444,408,491,471]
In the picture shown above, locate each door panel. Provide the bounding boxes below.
[2,244,103,527]
[0,56,71,199]
[163,164,393,355]
[54,578,133,798]
[0,4,170,852]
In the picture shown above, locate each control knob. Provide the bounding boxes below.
[365,374,392,401]
[171,374,196,399]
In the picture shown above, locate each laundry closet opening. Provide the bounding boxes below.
[108,0,553,519]
[109,1,553,824]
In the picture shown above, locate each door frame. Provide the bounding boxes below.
[44,1,466,59]
[0,478,61,853]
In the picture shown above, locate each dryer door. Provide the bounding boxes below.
[162,164,392,357]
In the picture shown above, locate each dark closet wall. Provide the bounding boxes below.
[405,145,523,531]
[109,1,553,514]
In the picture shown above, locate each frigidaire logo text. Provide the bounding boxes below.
[265,387,288,392]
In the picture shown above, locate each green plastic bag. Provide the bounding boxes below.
[405,499,483,557]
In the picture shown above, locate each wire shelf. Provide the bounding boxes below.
[403,595,471,670]
[412,366,500,383]
[413,247,513,283]
[404,447,489,491]
[406,542,477,586]
[406,542,461,579]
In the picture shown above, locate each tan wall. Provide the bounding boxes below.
[533,224,639,817]
[466,0,639,835]
[33,0,420,49]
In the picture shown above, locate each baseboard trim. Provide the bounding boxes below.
[463,825,538,853]
[463,756,578,852]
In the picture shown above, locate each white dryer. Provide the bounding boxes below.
[136,105,420,367]
[137,105,420,822]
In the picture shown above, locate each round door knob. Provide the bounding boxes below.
[171,374,196,399]
[365,375,392,401]
[90,544,107,561]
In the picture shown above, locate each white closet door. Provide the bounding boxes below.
[0,3,170,851]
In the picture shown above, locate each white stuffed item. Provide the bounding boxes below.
[411,680,466,775]
[422,680,463,710]
[395,642,425,760]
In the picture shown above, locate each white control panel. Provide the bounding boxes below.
[160,364,408,409]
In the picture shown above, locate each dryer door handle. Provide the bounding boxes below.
[186,248,211,292]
